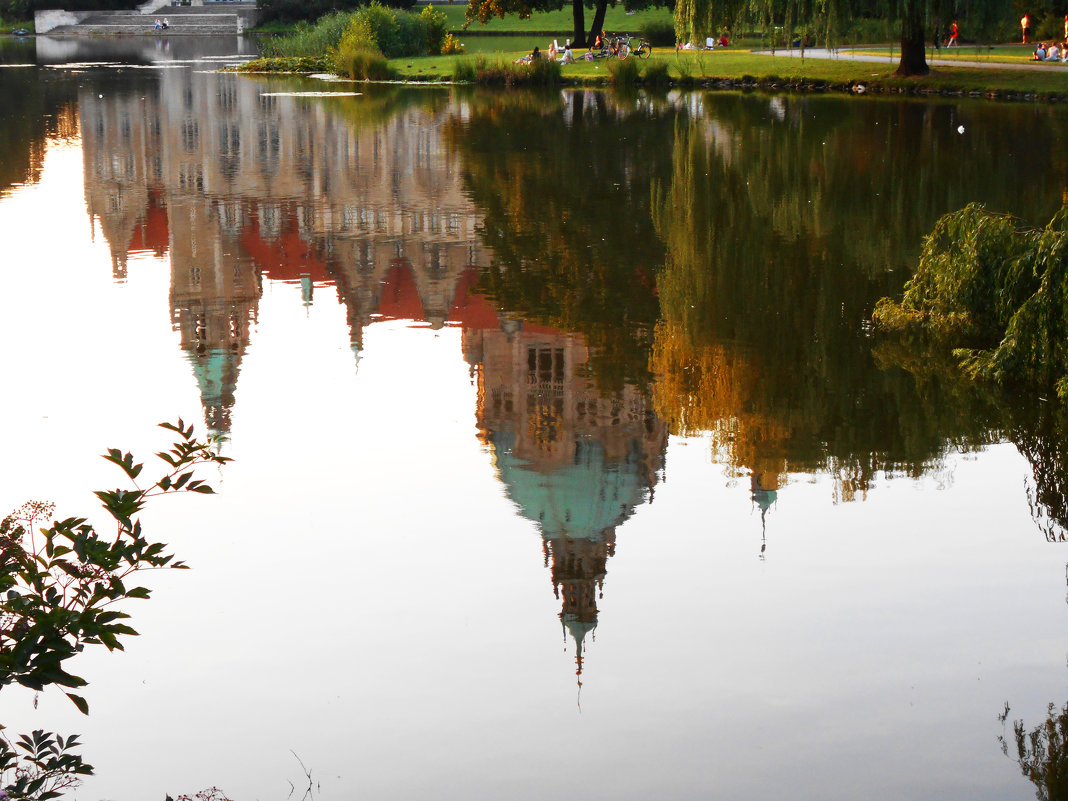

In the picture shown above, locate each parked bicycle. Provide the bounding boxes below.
[620,36,652,59]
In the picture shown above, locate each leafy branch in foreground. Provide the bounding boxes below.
[0,420,230,713]
[0,728,92,801]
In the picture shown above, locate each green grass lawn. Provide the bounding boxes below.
[388,47,1068,94]
[850,42,1068,65]
[436,3,672,35]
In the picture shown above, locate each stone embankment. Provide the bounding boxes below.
[35,4,257,35]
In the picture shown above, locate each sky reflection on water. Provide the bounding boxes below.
[0,40,1066,800]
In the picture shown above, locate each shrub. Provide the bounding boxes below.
[642,59,670,85]
[607,55,640,85]
[333,17,394,78]
[452,56,476,81]
[261,10,353,57]
[639,19,676,46]
[420,3,448,54]
[441,32,465,55]
[523,55,562,85]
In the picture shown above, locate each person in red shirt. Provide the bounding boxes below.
[946,20,959,47]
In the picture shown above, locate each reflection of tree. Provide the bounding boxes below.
[443,90,671,392]
[1000,701,1068,801]
[0,64,80,197]
[650,108,1007,501]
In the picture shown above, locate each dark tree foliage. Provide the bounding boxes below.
[674,0,1006,76]
[443,90,673,390]
[259,0,414,25]
[464,0,670,49]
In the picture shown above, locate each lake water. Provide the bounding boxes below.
[1,35,1067,801]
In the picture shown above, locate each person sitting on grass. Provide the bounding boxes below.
[1046,41,1061,60]
[514,45,540,65]
[560,44,574,64]
[1033,41,1047,60]
[547,41,557,61]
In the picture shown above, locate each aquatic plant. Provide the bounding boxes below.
[874,203,1068,400]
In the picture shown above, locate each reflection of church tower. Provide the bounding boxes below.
[80,87,160,280]
[169,198,260,434]
[460,301,668,682]
[750,468,779,558]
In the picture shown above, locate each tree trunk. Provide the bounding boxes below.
[572,0,586,46]
[586,0,609,49]
[895,0,930,76]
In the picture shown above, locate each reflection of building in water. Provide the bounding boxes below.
[78,70,666,682]
[461,301,668,682]
[168,198,260,434]
[79,70,487,430]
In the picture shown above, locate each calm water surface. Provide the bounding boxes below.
[1,36,1067,801]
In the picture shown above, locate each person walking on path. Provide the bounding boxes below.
[946,20,959,47]
[1022,14,1032,44]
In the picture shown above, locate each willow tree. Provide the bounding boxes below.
[674,0,956,77]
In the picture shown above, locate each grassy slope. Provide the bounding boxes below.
[438,3,671,34]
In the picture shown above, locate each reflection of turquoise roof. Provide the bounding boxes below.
[753,489,777,514]
[187,348,239,434]
[562,614,596,647]
[491,430,648,540]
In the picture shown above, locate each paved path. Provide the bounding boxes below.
[758,47,1068,72]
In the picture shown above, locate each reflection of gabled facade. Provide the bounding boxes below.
[79,70,488,429]
[77,70,668,683]
[462,310,668,682]
[168,198,260,434]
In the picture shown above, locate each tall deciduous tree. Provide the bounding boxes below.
[464,0,613,48]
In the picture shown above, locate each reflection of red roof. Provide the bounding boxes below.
[376,260,424,321]
[448,265,563,336]
[128,189,169,256]
[241,208,329,283]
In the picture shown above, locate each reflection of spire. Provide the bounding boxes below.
[187,347,240,435]
[462,302,668,685]
[750,469,779,559]
[169,199,260,436]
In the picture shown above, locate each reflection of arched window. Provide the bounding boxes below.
[258,203,281,241]
[181,119,199,153]
[220,201,242,236]
[216,80,237,113]
[528,347,565,388]
[357,240,373,273]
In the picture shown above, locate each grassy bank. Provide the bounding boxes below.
[0,18,32,34]
[377,48,1068,96]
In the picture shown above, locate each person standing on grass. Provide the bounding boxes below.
[1022,13,1032,44]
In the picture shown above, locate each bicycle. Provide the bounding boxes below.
[622,36,652,59]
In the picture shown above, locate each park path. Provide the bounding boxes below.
[757,47,1067,71]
